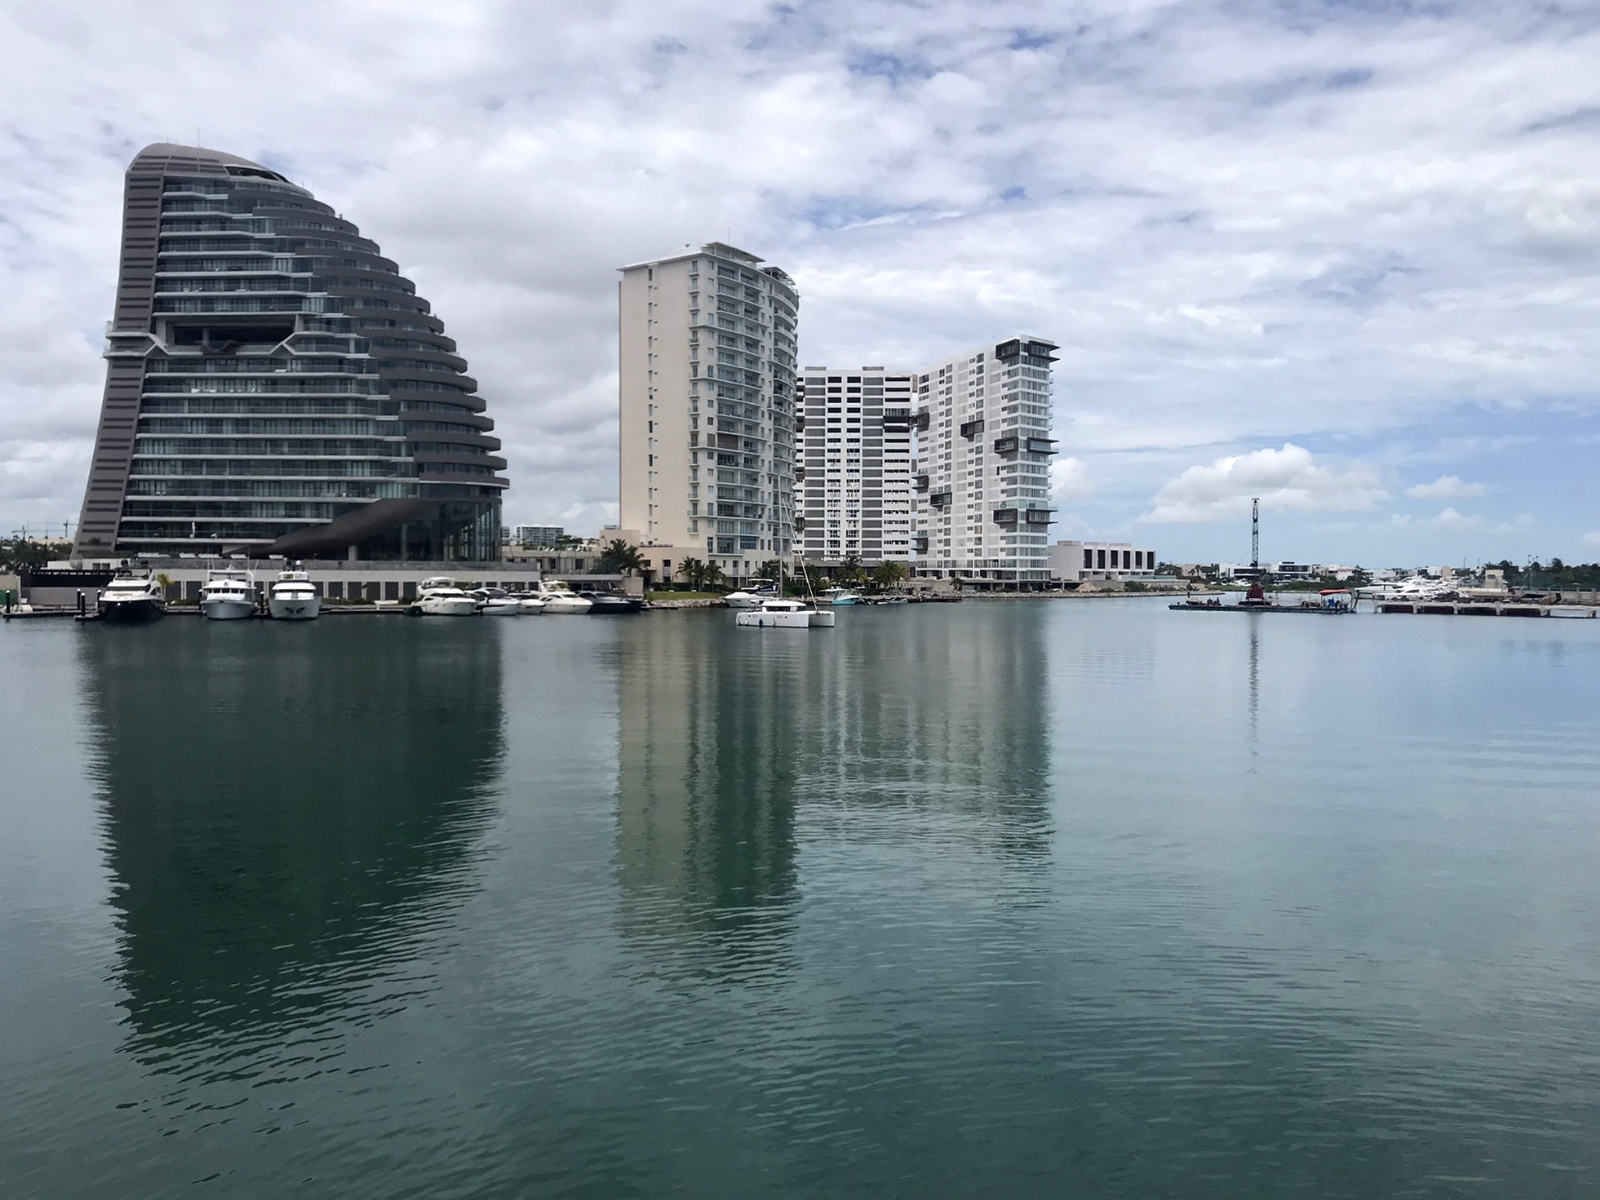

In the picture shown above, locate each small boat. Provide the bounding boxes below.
[509,592,547,614]
[724,582,778,609]
[415,577,479,616]
[736,598,836,629]
[529,580,592,614]
[98,569,166,623]
[199,569,256,620]
[268,570,320,620]
[866,594,908,605]
[471,587,523,616]
[824,587,862,606]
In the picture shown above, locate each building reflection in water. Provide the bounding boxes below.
[613,607,1052,977]
[615,618,800,981]
[79,621,503,1063]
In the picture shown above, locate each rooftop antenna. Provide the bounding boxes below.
[1251,497,1260,573]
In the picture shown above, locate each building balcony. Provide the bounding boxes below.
[914,474,929,492]
[960,418,984,440]
[992,435,1018,455]
[1024,507,1056,525]
[1024,437,1056,455]
[913,536,930,553]
[914,410,930,431]
[929,490,952,509]
[992,507,1018,526]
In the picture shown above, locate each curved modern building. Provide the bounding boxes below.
[74,144,505,561]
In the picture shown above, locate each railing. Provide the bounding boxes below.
[993,507,1018,525]
[992,436,1018,455]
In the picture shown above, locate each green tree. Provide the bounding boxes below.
[870,560,908,590]
[756,558,785,583]
[702,560,726,591]
[838,553,865,586]
[598,538,645,576]
[676,557,707,590]
[0,539,61,572]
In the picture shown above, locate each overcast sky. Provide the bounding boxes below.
[3,0,1598,565]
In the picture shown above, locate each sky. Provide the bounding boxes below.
[2,0,1598,567]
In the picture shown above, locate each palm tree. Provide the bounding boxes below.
[838,553,865,586]
[702,561,726,592]
[871,560,908,591]
[598,537,645,576]
[676,557,707,591]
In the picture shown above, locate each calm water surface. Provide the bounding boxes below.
[2,600,1599,1197]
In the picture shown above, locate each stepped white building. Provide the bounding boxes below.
[913,338,1058,586]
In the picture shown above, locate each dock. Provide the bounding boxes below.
[1375,601,1596,618]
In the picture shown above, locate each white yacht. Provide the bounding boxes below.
[471,587,523,616]
[415,577,479,616]
[530,580,592,614]
[509,592,547,614]
[199,569,256,620]
[98,569,166,623]
[724,581,778,609]
[824,587,862,606]
[735,598,835,629]
[267,570,320,621]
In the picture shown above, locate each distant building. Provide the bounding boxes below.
[512,524,564,548]
[1050,540,1157,582]
[797,367,915,565]
[74,143,506,562]
[914,338,1059,586]
[617,242,799,584]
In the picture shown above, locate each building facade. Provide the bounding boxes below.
[1049,541,1158,582]
[73,144,506,562]
[797,367,915,565]
[618,243,799,584]
[913,338,1058,585]
[511,524,564,548]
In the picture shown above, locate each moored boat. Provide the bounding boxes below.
[580,590,644,615]
[98,569,166,623]
[415,577,479,616]
[724,581,778,609]
[199,569,256,620]
[268,570,320,620]
[471,587,523,616]
[530,580,592,614]
[509,592,547,614]
[735,598,836,629]
[824,587,862,606]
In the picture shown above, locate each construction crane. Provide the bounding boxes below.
[1251,497,1260,574]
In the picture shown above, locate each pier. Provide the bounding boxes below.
[1375,600,1596,618]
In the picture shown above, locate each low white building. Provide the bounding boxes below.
[1050,540,1157,582]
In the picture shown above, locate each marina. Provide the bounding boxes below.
[5,599,1600,1198]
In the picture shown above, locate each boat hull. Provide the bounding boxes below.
[542,598,592,614]
[418,598,478,616]
[100,598,165,624]
[480,600,522,616]
[268,596,321,620]
[200,598,256,620]
[736,609,814,628]
[517,599,547,614]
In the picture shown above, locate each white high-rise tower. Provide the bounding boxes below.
[797,367,916,565]
[913,337,1058,586]
[617,243,799,584]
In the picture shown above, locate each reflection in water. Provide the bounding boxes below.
[614,608,1053,979]
[1249,617,1260,761]
[615,618,799,978]
[80,621,503,1063]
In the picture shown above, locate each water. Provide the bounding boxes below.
[3,601,1599,1198]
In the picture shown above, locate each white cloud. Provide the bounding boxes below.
[1384,508,1533,534]
[1405,475,1487,499]
[1050,456,1094,504]
[0,2,1598,549]
[1140,443,1387,524]
[1582,531,1600,547]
